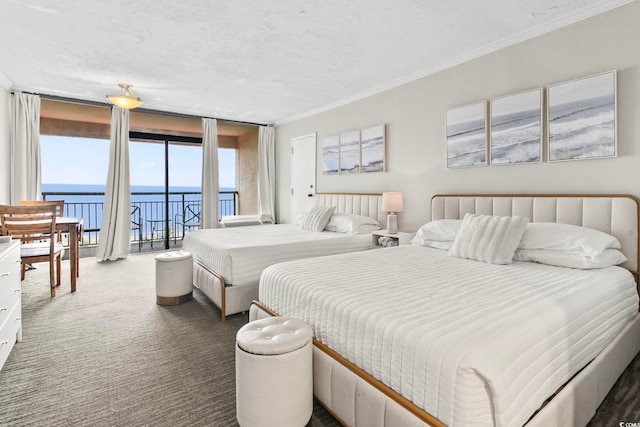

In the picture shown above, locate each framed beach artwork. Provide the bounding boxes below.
[547,70,617,162]
[360,124,385,172]
[490,88,542,165]
[339,130,361,174]
[322,135,340,175]
[446,101,487,168]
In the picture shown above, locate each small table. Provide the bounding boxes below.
[56,217,82,292]
[147,219,170,249]
[372,230,415,248]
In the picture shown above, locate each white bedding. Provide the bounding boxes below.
[182,224,372,286]
[259,245,639,427]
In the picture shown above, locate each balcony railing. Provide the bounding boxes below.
[42,190,238,248]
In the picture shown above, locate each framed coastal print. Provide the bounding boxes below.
[446,101,487,168]
[547,70,617,162]
[322,135,340,175]
[490,88,542,165]
[339,130,361,174]
[360,124,385,173]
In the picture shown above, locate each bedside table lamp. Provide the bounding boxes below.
[381,192,404,234]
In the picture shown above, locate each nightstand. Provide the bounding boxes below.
[372,230,414,248]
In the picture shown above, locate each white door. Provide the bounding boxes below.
[291,133,317,221]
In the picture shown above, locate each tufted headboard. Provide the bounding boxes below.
[315,193,385,224]
[431,194,640,274]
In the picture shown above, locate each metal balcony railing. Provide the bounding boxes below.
[42,190,238,248]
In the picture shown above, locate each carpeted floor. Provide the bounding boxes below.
[0,253,638,426]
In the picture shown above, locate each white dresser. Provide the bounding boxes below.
[0,240,21,371]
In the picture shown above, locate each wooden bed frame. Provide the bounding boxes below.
[191,192,386,321]
[251,194,640,427]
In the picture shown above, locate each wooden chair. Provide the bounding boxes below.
[0,204,64,297]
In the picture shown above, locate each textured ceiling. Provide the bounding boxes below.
[0,0,632,124]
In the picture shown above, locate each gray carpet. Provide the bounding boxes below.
[0,253,637,426]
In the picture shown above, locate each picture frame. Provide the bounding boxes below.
[446,101,487,168]
[322,135,340,175]
[547,70,617,162]
[339,130,361,174]
[360,124,385,173]
[490,88,542,165]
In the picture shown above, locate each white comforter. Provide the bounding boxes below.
[259,245,639,427]
[182,224,372,286]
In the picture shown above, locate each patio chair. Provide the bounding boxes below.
[174,204,201,242]
[131,206,143,251]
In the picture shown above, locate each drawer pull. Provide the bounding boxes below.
[0,307,7,312]
[14,289,21,293]
[0,341,7,346]
[1,272,9,277]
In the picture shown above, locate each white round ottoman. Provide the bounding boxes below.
[235,316,313,427]
[155,250,193,305]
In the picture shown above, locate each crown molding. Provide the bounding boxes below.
[0,71,11,90]
[276,0,634,126]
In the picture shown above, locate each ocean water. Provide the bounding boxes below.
[41,183,236,234]
[549,95,615,161]
[490,108,541,164]
[447,118,487,167]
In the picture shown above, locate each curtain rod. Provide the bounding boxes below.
[13,90,270,128]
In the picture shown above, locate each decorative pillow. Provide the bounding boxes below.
[300,205,336,232]
[518,222,621,256]
[411,219,462,246]
[514,248,627,269]
[420,240,453,251]
[449,214,529,264]
[325,213,381,234]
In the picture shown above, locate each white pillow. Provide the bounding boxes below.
[300,205,336,232]
[420,240,453,251]
[411,219,462,246]
[514,248,627,269]
[519,222,621,256]
[325,213,381,234]
[449,214,529,264]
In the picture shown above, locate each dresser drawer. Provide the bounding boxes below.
[0,303,21,370]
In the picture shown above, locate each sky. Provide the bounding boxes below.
[40,135,236,188]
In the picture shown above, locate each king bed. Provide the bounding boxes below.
[182,193,385,320]
[250,194,640,427]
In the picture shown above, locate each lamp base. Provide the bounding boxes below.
[386,213,398,234]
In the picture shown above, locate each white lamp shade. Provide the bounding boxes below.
[381,192,404,213]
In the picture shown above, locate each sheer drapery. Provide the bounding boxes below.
[96,107,131,262]
[257,125,276,224]
[201,118,220,229]
[9,92,41,204]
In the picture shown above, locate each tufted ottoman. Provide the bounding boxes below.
[235,316,313,427]
[155,250,193,305]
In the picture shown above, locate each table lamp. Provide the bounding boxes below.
[381,192,404,234]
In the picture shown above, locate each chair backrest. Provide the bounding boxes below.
[20,200,65,217]
[0,204,58,247]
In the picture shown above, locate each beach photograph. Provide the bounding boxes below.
[490,88,542,165]
[360,124,385,173]
[446,101,487,168]
[322,135,340,175]
[340,130,361,174]
[548,71,616,161]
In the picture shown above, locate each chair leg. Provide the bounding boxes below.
[21,263,26,281]
[50,261,56,297]
[56,256,61,286]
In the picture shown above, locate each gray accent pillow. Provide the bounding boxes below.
[300,205,336,232]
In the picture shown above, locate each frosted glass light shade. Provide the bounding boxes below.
[107,83,142,109]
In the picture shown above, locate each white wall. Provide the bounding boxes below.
[275,2,640,230]
[0,85,10,204]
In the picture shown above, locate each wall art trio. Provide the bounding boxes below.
[323,124,385,175]
[446,70,617,168]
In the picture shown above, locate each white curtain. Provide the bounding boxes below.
[96,107,131,262]
[257,125,276,224]
[9,92,41,204]
[201,118,220,229]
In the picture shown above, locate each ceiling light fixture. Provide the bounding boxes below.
[107,83,142,109]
